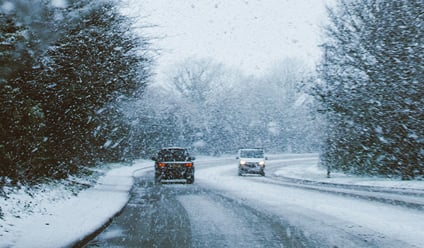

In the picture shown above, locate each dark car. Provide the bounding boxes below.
[151,147,195,184]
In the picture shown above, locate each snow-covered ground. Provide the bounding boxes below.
[270,154,424,189]
[1,154,423,248]
[0,160,152,248]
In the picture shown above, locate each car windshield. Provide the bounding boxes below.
[158,149,190,161]
[240,150,264,158]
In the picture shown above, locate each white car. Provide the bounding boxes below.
[236,148,267,176]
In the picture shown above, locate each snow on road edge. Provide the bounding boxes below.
[0,159,151,248]
[271,155,424,189]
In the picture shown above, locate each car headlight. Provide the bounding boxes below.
[240,160,246,165]
[258,161,265,166]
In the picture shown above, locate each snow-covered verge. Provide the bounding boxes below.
[271,154,424,190]
[0,159,151,248]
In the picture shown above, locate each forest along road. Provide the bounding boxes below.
[83,155,424,248]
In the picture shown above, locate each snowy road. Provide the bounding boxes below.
[83,155,424,248]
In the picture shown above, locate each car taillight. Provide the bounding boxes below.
[158,163,166,167]
[185,163,193,167]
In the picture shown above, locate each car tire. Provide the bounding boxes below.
[238,169,243,176]
[154,174,161,184]
[186,177,194,184]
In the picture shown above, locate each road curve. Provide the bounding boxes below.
[83,155,424,248]
[84,174,305,247]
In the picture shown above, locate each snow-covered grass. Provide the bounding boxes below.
[0,160,151,248]
[270,153,424,189]
[0,154,423,248]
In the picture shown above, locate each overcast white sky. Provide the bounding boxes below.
[123,0,333,78]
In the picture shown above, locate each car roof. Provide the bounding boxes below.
[239,148,264,151]
[161,147,187,150]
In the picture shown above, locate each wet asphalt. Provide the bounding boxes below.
[82,171,307,248]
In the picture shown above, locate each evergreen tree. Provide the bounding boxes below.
[0,0,152,185]
[316,0,423,178]
[0,9,51,183]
